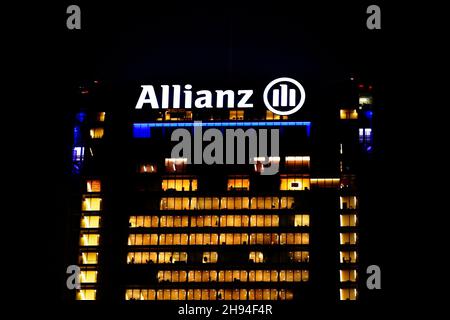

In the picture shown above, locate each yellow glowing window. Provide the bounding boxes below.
[80,233,100,246]
[79,270,97,283]
[340,109,358,120]
[340,214,357,227]
[253,156,280,174]
[340,233,357,245]
[219,233,248,245]
[139,163,157,173]
[202,251,218,263]
[81,215,100,228]
[249,251,264,263]
[190,233,218,245]
[340,196,358,209]
[197,197,221,210]
[158,270,188,282]
[280,233,309,245]
[229,110,244,120]
[249,197,281,209]
[165,158,188,173]
[127,251,157,264]
[82,197,102,211]
[128,234,158,246]
[340,288,357,300]
[227,176,250,191]
[288,251,309,263]
[89,128,104,139]
[340,251,357,263]
[359,95,372,105]
[294,214,310,227]
[310,178,340,188]
[220,197,249,210]
[219,215,248,227]
[164,110,193,121]
[340,269,357,282]
[283,178,304,191]
[126,289,157,300]
[249,233,279,245]
[80,252,98,264]
[162,178,197,191]
[97,112,106,122]
[129,216,158,228]
[157,289,186,300]
[153,252,187,264]
[86,180,101,192]
[265,110,288,120]
[249,215,279,227]
[76,289,96,300]
[285,156,310,170]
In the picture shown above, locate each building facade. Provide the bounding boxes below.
[63,78,376,303]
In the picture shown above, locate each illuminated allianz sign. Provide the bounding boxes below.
[135,77,306,116]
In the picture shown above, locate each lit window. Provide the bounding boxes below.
[220,197,250,210]
[165,158,188,173]
[162,178,197,191]
[340,251,357,263]
[72,147,85,162]
[249,233,279,245]
[227,176,250,191]
[340,214,357,227]
[359,95,372,105]
[163,110,192,121]
[139,163,157,173]
[340,196,358,209]
[280,176,310,191]
[202,252,218,263]
[253,157,280,174]
[76,289,96,300]
[128,234,158,246]
[86,180,101,192]
[129,216,154,228]
[219,233,248,245]
[266,110,288,120]
[340,288,357,300]
[359,128,372,144]
[288,251,309,263]
[80,233,100,246]
[79,251,98,264]
[340,109,358,120]
[340,269,357,282]
[340,233,357,245]
[310,178,340,188]
[279,233,309,245]
[82,197,102,211]
[249,215,279,227]
[126,289,157,300]
[294,214,310,227]
[249,251,264,263]
[128,251,157,264]
[89,128,104,139]
[190,215,219,227]
[97,112,106,122]
[284,156,310,171]
[229,110,244,120]
[79,270,97,283]
[81,215,100,228]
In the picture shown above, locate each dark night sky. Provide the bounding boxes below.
[13,0,422,313]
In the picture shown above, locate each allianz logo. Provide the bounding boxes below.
[135,77,306,116]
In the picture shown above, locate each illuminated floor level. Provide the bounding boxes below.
[125,288,294,301]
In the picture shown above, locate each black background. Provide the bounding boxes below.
[8,0,430,317]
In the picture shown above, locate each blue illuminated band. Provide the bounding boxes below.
[133,121,311,138]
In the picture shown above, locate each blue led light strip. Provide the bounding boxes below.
[133,121,311,138]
